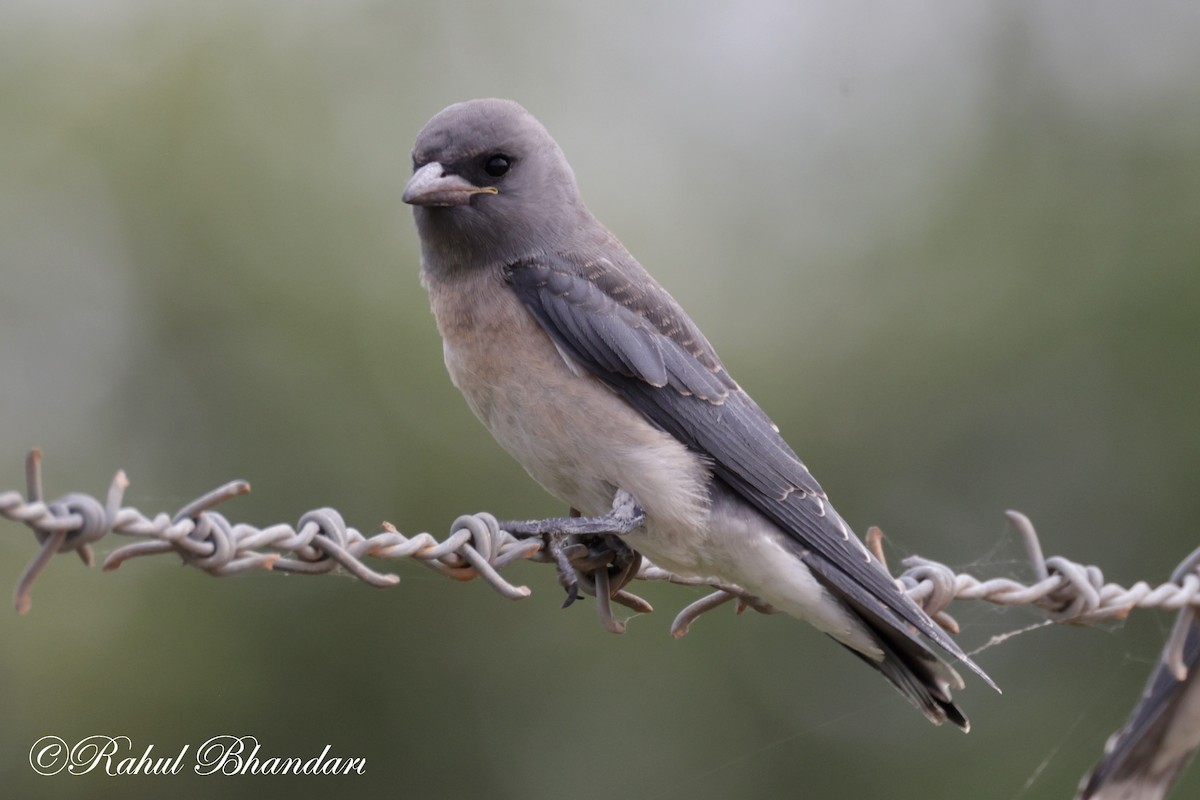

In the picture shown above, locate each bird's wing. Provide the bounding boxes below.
[504,252,992,685]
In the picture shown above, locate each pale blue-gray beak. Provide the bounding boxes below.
[403,161,497,207]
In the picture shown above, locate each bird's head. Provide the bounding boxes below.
[404,98,587,275]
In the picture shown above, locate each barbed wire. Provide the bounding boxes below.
[2,449,1197,648]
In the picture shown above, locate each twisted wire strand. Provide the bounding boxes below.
[4,450,1199,653]
[3,451,542,614]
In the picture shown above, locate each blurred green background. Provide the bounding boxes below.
[2,1,1199,798]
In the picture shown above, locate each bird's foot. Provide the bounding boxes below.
[550,532,649,632]
[552,531,640,605]
[500,491,651,631]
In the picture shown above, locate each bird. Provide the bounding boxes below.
[402,98,997,729]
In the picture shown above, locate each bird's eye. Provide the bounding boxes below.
[484,154,512,178]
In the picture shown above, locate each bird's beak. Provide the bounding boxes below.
[403,162,498,207]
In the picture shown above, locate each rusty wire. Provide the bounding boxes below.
[4,449,1200,660]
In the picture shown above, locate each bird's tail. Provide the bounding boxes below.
[833,593,971,731]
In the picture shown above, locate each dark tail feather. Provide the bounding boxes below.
[833,592,971,731]
[835,634,970,731]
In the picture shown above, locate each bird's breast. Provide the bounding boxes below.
[424,267,712,540]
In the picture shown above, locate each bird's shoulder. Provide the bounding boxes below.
[502,246,734,395]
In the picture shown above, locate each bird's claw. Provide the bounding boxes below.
[500,491,651,630]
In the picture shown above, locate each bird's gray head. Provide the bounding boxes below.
[404,99,589,276]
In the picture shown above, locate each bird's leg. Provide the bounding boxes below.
[500,490,647,613]
[498,489,645,537]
